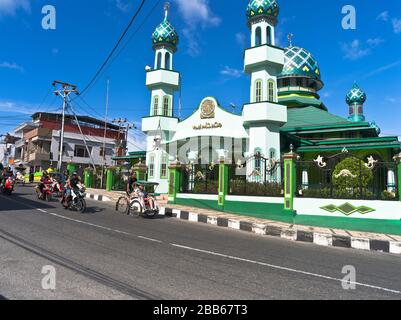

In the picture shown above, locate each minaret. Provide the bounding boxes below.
[346,83,367,122]
[243,0,287,168]
[148,2,179,117]
[142,2,180,193]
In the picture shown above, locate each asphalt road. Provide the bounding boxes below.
[1,185,401,300]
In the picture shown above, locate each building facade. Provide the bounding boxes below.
[13,112,126,175]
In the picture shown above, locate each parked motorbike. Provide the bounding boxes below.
[62,186,87,213]
[0,177,15,195]
[116,182,160,218]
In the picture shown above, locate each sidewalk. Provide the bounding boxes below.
[86,188,401,255]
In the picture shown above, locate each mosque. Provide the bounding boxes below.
[141,0,401,194]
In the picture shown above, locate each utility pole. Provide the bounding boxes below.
[112,118,135,161]
[53,80,78,172]
[100,79,110,188]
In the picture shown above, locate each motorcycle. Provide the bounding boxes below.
[62,186,87,213]
[116,182,160,218]
[50,179,63,198]
[0,177,15,195]
[35,182,52,202]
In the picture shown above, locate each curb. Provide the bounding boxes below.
[82,193,401,256]
[159,207,401,255]
[86,193,112,202]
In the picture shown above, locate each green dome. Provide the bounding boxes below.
[246,0,279,24]
[346,83,367,105]
[152,17,179,50]
[279,46,322,82]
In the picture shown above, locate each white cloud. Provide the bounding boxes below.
[114,0,131,13]
[220,66,243,79]
[392,18,401,34]
[0,0,30,16]
[235,32,246,48]
[341,40,370,60]
[174,0,220,27]
[173,0,220,56]
[364,59,401,78]
[366,37,385,47]
[377,11,389,22]
[0,61,24,72]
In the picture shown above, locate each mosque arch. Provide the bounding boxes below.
[162,96,170,116]
[153,95,160,116]
[165,52,171,70]
[267,79,275,102]
[255,26,262,46]
[254,79,263,102]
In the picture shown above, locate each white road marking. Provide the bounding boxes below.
[37,209,47,213]
[170,243,401,295]
[137,236,163,243]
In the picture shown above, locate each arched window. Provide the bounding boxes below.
[255,80,263,102]
[268,80,275,102]
[153,96,159,116]
[156,52,162,69]
[255,27,262,46]
[266,26,272,45]
[269,148,276,160]
[165,52,171,70]
[148,154,155,178]
[163,96,170,116]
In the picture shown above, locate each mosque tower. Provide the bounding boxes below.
[142,2,180,190]
[346,83,367,122]
[243,0,287,159]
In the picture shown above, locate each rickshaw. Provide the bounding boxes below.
[115,181,160,218]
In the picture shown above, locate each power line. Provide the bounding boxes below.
[80,0,147,97]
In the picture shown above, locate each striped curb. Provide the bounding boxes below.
[159,207,401,255]
[85,193,111,202]
[81,193,401,255]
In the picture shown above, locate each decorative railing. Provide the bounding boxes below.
[228,154,283,197]
[181,163,219,195]
[296,151,399,201]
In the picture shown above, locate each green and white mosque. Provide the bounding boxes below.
[142,1,401,195]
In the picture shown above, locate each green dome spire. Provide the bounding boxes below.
[152,3,179,51]
[346,83,367,106]
[279,46,322,82]
[246,0,279,25]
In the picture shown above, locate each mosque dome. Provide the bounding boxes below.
[246,0,279,25]
[279,46,322,82]
[346,83,367,105]
[152,8,179,51]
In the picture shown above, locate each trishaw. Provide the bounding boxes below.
[115,181,160,218]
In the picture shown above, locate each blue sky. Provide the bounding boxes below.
[1,0,401,140]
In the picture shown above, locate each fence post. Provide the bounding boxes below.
[283,150,298,211]
[84,168,93,188]
[133,160,148,181]
[67,163,76,175]
[106,168,114,192]
[218,157,229,210]
[168,161,182,204]
[395,153,401,202]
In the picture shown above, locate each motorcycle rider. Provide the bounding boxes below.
[63,172,82,203]
[38,171,50,197]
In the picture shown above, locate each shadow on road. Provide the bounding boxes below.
[0,191,55,212]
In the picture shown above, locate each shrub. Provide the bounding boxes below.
[332,157,373,191]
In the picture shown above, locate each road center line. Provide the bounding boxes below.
[170,243,401,295]
[137,236,163,243]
